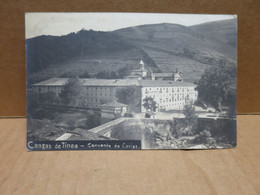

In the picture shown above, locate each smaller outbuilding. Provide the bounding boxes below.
[100,101,128,124]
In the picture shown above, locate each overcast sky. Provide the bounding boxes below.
[25,13,236,39]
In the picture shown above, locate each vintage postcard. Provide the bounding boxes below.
[26,13,237,150]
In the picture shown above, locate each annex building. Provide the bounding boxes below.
[31,60,198,112]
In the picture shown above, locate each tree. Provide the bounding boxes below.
[142,97,158,112]
[183,47,195,58]
[170,102,198,138]
[79,71,91,78]
[86,112,101,129]
[117,66,132,79]
[59,78,87,107]
[38,91,60,105]
[196,60,236,111]
[115,86,141,112]
[95,71,109,79]
[26,29,134,74]
[183,101,198,135]
[95,71,119,79]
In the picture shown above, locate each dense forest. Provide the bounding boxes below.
[26,29,135,73]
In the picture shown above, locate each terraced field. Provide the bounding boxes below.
[28,48,144,84]
[115,20,237,82]
[27,19,237,84]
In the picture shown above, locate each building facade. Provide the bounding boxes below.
[32,78,140,109]
[124,60,155,80]
[125,60,183,82]
[32,78,197,112]
[140,80,197,112]
[31,60,197,112]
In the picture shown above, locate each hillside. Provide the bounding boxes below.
[190,19,237,48]
[26,19,237,84]
[26,30,135,73]
[26,30,160,84]
[114,20,237,82]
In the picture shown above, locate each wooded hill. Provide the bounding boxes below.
[26,19,237,84]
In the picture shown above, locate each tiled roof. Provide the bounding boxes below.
[154,73,173,77]
[139,80,196,87]
[101,101,127,108]
[32,78,140,87]
[32,78,196,88]
[125,74,142,78]
[81,79,140,87]
[32,78,68,86]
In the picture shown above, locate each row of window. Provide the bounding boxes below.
[159,103,184,109]
[145,87,193,93]
[84,87,115,92]
[145,92,197,99]
[145,95,192,102]
[86,93,113,97]
[159,97,187,103]
[38,86,115,91]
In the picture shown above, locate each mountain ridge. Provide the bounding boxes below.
[26,19,237,84]
[114,19,236,82]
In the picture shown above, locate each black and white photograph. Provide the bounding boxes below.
[26,13,237,150]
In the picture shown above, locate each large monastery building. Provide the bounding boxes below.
[31,60,198,112]
[32,78,140,109]
[140,80,197,112]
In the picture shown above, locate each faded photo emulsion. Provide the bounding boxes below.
[26,13,237,150]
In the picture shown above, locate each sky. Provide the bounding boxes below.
[25,13,236,39]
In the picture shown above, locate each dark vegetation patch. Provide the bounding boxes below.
[27,106,101,140]
[110,118,236,149]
